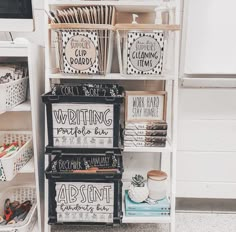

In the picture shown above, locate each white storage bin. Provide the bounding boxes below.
[116,24,179,77]
[0,131,32,181]
[0,78,28,113]
[0,186,37,232]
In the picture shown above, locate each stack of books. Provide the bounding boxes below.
[125,190,170,217]
[124,122,168,147]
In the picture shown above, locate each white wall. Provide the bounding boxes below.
[0,0,45,46]
[183,0,236,74]
[177,0,236,198]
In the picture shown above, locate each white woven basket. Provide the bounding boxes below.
[0,78,28,113]
[0,132,33,181]
[0,186,37,232]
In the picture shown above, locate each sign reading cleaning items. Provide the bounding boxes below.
[56,182,114,223]
[127,32,164,75]
[60,30,99,74]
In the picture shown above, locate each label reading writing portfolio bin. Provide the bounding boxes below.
[52,103,114,148]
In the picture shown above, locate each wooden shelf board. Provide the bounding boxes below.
[49,73,176,81]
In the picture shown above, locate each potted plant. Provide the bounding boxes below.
[128,174,149,203]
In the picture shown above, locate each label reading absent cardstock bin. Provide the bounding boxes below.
[52,103,114,148]
[56,182,114,223]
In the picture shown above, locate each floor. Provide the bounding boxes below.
[52,199,236,232]
[52,212,236,232]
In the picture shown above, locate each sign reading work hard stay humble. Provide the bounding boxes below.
[127,32,164,75]
[56,182,114,223]
[60,30,99,74]
[125,91,167,122]
[52,103,114,148]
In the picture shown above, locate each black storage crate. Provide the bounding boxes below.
[42,91,123,150]
[46,149,123,225]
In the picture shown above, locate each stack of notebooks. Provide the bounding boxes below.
[125,190,170,217]
[124,122,168,147]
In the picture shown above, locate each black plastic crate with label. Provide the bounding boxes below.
[42,89,123,151]
[46,149,123,225]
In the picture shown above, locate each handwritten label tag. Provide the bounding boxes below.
[61,30,99,74]
[56,182,114,223]
[125,91,167,122]
[52,103,114,148]
[127,32,164,75]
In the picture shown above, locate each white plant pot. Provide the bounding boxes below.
[128,184,149,203]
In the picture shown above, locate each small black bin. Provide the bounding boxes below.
[46,149,123,225]
[42,91,123,150]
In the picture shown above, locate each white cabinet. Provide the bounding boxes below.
[177,88,236,198]
[0,41,44,232]
[183,0,236,74]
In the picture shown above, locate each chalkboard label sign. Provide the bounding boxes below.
[56,182,114,223]
[125,91,167,122]
[60,30,99,74]
[127,32,164,75]
[52,103,114,148]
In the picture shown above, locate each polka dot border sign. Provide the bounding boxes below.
[60,30,99,74]
[127,31,165,75]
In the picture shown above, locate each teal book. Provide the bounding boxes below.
[125,190,170,212]
[126,211,170,217]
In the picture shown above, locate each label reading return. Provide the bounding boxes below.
[52,103,114,148]
[56,182,114,223]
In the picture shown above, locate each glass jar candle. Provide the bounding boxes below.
[147,170,167,200]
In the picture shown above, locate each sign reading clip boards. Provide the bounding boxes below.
[59,30,99,74]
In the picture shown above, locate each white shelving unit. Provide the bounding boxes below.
[44,1,181,231]
[0,41,44,232]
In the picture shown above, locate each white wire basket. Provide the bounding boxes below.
[0,186,37,232]
[0,78,28,114]
[116,24,180,78]
[0,132,33,182]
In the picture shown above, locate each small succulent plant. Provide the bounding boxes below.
[129,174,149,203]
[131,174,146,187]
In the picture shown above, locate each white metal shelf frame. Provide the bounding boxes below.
[44,0,181,231]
